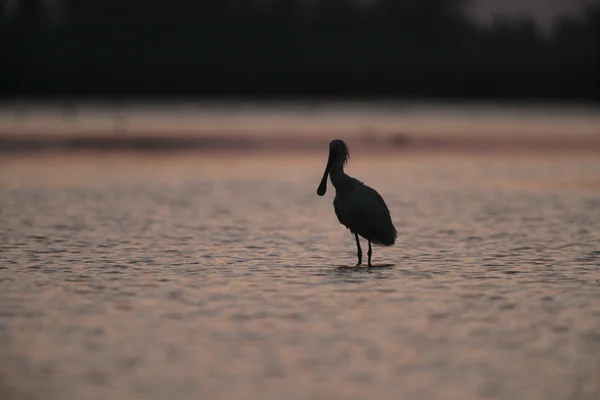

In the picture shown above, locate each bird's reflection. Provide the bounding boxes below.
[334,264,395,274]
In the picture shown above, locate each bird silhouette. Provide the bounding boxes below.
[317,139,397,266]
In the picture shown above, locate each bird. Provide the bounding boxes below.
[317,139,397,266]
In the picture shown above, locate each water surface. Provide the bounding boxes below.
[1,151,600,400]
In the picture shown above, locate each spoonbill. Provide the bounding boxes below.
[317,139,397,266]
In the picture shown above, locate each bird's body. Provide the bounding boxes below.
[333,182,397,246]
[317,139,397,266]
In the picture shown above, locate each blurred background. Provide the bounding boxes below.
[1,0,599,152]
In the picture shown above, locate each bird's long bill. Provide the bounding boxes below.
[316,152,333,196]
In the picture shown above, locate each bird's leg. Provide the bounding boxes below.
[354,233,362,265]
[368,240,372,267]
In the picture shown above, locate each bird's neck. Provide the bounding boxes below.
[329,159,352,191]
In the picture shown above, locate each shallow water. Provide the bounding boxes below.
[1,151,600,400]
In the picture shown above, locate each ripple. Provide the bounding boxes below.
[2,153,600,400]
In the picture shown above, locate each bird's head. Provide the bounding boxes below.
[329,139,350,166]
[317,139,349,196]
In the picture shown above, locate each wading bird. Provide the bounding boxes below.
[317,139,397,266]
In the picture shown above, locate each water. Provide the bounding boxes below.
[1,151,600,400]
[3,100,600,138]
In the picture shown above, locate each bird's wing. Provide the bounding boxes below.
[361,184,392,216]
[334,183,395,242]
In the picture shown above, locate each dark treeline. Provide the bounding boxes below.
[3,0,599,101]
